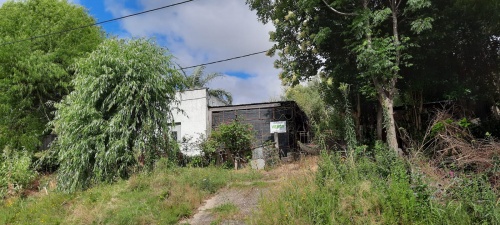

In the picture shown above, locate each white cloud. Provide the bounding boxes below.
[104,0,282,104]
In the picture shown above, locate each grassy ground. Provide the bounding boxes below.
[3,151,497,225]
[249,148,500,225]
[0,159,262,225]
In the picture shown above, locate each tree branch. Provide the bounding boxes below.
[322,0,357,16]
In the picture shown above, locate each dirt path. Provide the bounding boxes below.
[179,157,317,225]
[178,185,269,225]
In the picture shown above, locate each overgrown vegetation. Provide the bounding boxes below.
[0,147,36,198]
[201,120,255,168]
[247,1,500,222]
[0,159,262,224]
[0,0,103,155]
[0,0,104,198]
[0,0,498,224]
[261,81,500,225]
[51,38,184,192]
[285,80,343,149]
[251,144,500,224]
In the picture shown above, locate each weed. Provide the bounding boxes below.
[251,143,500,225]
[0,163,261,224]
[210,202,239,220]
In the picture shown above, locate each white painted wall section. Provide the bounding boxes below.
[172,88,230,155]
[172,88,209,155]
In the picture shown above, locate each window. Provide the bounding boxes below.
[171,122,181,142]
[171,131,178,141]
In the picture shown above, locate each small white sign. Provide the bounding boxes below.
[270,121,286,133]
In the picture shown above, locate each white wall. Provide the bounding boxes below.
[172,88,209,155]
[172,88,230,155]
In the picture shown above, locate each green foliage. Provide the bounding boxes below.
[0,146,36,198]
[339,83,357,152]
[401,0,500,114]
[248,0,435,152]
[457,118,471,128]
[208,120,254,163]
[431,117,472,136]
[252,142,499,224]
[209,203,239,223]
[446,175,500,224]
[0,0,103,153]
[52,38,183,192]
[285,80,344,150]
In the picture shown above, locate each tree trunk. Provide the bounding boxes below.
[379,92,400,155]
[388,0,402,156]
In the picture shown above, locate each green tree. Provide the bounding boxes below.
[247,0,433,154]
[0,0,103,153]
[52,38,183,192]
[285,80,343,143]
[182,66,233,105]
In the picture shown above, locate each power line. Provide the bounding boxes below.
[180,50,268,70]
[1,1,271,69]
[0,0,195,46]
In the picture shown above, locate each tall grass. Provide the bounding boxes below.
[0,158,262,225]
[250,142,499,225]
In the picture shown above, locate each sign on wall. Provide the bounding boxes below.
[270,121,286,133]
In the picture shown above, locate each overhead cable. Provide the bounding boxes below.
[180,50,268,70]
[0,0,195,46]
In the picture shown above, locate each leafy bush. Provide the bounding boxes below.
[446,175,500,224]
[203,120,254,167]
[0,146,36,198]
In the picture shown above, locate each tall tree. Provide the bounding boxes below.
[0,0,103,153]
[52,38,183,192]
[182,66,233,105]
[247,0,433,154]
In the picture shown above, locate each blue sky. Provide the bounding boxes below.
[0,0,282,104]
[78,1,123,35]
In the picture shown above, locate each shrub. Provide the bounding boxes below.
[0,146,36,198]
[205,120,254,168]
[446,175,500,224]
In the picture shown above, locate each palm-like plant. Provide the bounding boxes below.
[181,66,233,105]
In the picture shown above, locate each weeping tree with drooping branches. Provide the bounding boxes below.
[52,38,184,192]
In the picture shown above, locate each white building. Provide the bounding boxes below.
[172,89,310,157]
[172,88,226,155]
